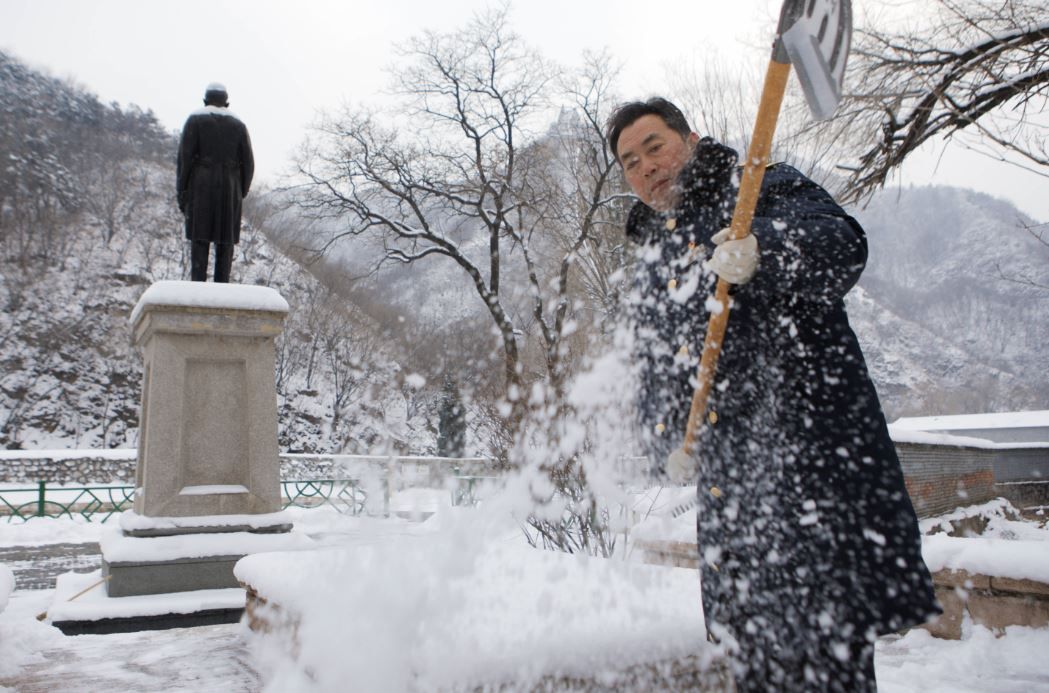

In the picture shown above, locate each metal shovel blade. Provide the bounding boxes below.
[781,0,852,121]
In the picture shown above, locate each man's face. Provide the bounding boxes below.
[616,114,699,212]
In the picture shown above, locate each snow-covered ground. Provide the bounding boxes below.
[1,501,1048,692]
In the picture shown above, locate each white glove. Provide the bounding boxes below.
[706,227,759,284]
[665,447,694,485]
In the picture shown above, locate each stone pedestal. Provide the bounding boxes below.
[75,282,303,632]
[131,281,288,518]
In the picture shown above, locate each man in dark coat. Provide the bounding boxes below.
[177,83,254,282]
[609,98,940,692]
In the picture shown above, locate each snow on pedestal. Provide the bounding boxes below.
[118,508,296,537]
[48,569,247,636]
[100,524,314,597]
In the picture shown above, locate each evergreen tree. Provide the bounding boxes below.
[436,376,466,458]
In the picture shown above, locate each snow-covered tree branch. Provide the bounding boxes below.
[825,0,1049,203]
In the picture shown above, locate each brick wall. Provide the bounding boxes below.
[896,442,1049,517]
[896,443,998,517]
[0,454,137,485]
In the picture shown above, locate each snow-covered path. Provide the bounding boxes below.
[1,591,257,692]
[3,583,1048,693]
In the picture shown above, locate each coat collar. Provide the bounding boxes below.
[624,137,739,243]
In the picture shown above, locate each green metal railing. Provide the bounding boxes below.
[0,476,490,523]
[279,479,371,516]
[0,482,136,523]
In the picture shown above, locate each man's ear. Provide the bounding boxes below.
[687,132,700,147]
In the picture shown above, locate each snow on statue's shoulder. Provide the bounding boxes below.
[131,280,289,324]
[189,105,241,119]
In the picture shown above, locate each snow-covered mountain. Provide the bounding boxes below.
[849,186,1048,417]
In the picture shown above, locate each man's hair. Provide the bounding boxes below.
[606,98,691,163]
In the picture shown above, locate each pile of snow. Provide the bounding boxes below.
[876,624,1049,691]
[917,499,1049,582]
[236,512,712,690]
[923,535,1049,583]
[920,498,1048,540]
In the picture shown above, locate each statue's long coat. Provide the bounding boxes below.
[176,106,254,244]
[626,138,940,680]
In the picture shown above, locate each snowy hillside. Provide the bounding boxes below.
[0,201,455,455]
[844,286,1034,418]
[0,51,468,456]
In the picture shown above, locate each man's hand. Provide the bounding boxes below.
[706,228,759,284]
[665,447,694,485]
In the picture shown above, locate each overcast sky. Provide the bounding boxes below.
[1,0,1045,222]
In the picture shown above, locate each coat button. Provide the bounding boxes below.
[665,218,677,231]
[654,423,666,435]
[709,486,722,498]
[667,278,678,290]
[708,410,719,425]
[677,344,689,358]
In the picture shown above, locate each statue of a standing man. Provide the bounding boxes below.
[177,83,254,283]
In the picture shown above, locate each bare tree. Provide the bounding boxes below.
[290,7,624,443]
[820,0,1049,203]
[511,50,632,388]
[80,156,151,247]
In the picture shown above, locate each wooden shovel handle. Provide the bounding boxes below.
[682,58,792,455]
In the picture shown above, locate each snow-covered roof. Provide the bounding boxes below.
[887,427,999,449]
[892,410,1049,431]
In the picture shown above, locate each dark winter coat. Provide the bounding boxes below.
[176,106,254,245]
[626,139,940,674]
